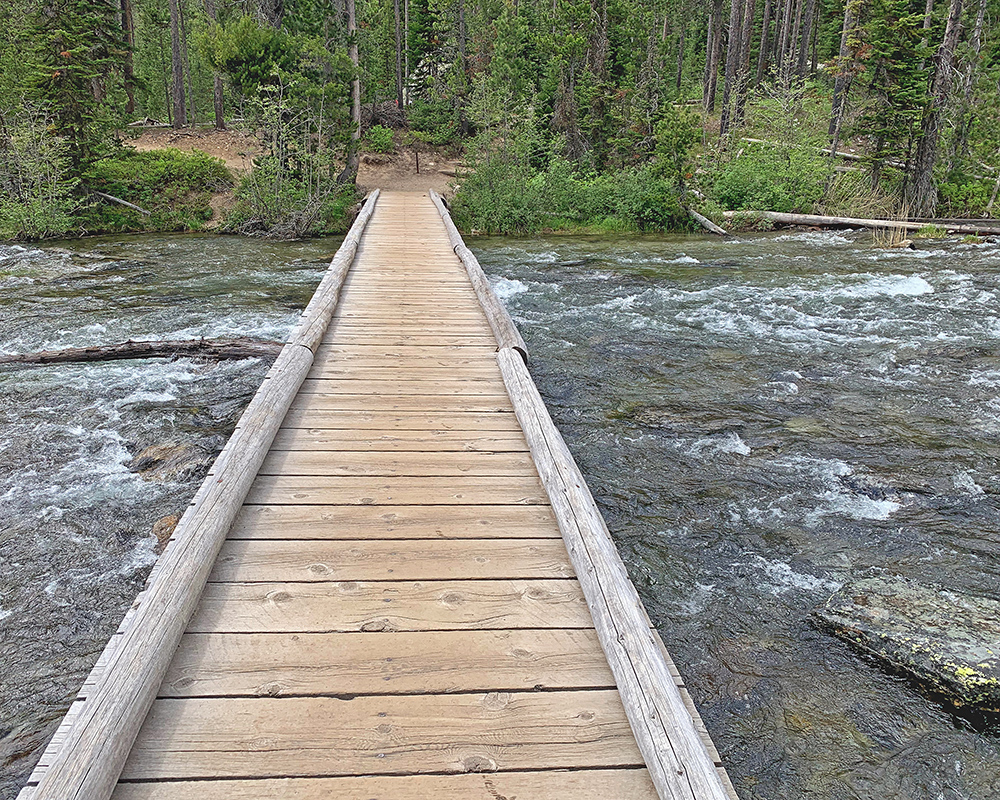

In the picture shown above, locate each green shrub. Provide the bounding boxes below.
[365,124,395,154]
[0,103,77,240]
[711,142,831,213]
[938,170,993,217]
[224,157,360,238]
[408,99,461,146]
[78,148,232,233]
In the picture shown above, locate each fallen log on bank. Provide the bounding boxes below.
[723,210,1000,236]
[0,337,283,368]
[686,206,730,236]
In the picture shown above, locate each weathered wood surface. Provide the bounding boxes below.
[498,347,731,800]
[22,190,735,800]
[428,189,528,361]
[0,337,282,368]
[723,208,1000,235]
[24,191,381,800]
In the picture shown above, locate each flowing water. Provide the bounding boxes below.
[2,229,1000,798]
[0,234,340,797]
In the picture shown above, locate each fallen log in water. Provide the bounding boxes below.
[722,210,1000,236]
[0,337,283,368]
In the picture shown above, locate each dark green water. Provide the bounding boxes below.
[2,229,1000,798]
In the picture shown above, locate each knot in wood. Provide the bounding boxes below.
[482,692,511,711]
[461,754,498,773]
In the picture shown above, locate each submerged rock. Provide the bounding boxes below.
[815,575,1000,709]
[127,442,212,482]
[152,514,180,553]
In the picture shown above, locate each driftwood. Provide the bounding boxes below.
[686,206,729,236]
[723,209,1000,236]
[0,337,283,368]
[89,190,152,216]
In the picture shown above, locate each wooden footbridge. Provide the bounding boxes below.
[20,191,737,800]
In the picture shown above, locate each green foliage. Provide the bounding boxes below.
[78,148,231,233]
[203,15,300,96]
[408,98,461,145]
[653,105,699,189]
[937,170,996,217]
[711,142,831,213]
[914,224,947,239]
[365,124,395,153]
[28,0,129,169]
[453,115,690,235]
[0,103,77,240]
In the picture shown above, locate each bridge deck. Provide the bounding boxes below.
[22,191,735,800]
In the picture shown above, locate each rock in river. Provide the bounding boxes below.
[815,575,1000,709]
[127,442,212,482]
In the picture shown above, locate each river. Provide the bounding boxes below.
[2,229,1000,798]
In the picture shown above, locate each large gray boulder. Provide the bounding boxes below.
[815,575,1000,709]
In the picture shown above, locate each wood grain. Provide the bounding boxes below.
[187,579,591,633]
[257,450,536,477]
[208,538,574,582]
[160,629,611,697]
[120,691,644,780]
[229,504,561,540]
[111,768,659,800]
[267,428,530,452]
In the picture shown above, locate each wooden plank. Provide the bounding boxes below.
[297,378,511,394]
[315,344,499,356]
[111,768,659,800]
[187,579,592,633]
[244,475,547,506]
[287,395,514,413]
[268,428,530,452]
[303,369,503,381]
[429,190,528,361]
[160,628,611,697]
[120,690,644,780]
[28,192,383,800]
[229,504,561,540]
[257,450,537,477]
[323,334,499,346]
[208,538,574,582]
[497,348,730,800]
[279,410,522,431]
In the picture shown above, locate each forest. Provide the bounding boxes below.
[0,0,998,238]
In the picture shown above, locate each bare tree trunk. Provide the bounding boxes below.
[704,1,721,110]
[169,0,186,128]
[828,0,860,137]
[756,0,773,84]
[949,0,985,167]
[205,0,225,129]
[796,0,816,78]
[179,0,196,125]
[908,0,963,216]
[719,0,746,136]
[918,0,934,71]
[789,0,804,80]
[121,0,136,114]
[776,0,793,78]
[734,0,756,124]
[404,0,409,97]
[394,0,404,108]
[338,0,360,185]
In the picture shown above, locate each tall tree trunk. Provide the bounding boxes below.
[734,0,756,125]
[776,0,793,78]
[338,0,360,184]
[948,0,985,168]
[719,0,746,136]
[179,0,196,125]
[796,0,816,78]
[394,0,403,108]
[205,0,225,129]
[676,27,685,90]
[828,0,860,136]
[907,0,963,216]
[756,0,773,84]
[918,0,934,71]
[789,0,804,80]
[705,0,725,112]
[168,0,186,128]
[404,0,409,95]
[121,0,136,114]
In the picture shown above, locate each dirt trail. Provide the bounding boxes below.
[130,127,460,195]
